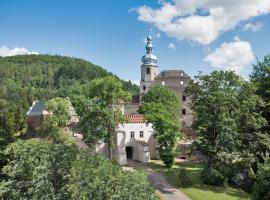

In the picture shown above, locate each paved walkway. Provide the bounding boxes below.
[123,161,191,200]
[146,168,191,200]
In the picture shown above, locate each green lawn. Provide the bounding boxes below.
[147,160,250,200]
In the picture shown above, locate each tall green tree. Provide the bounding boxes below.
[139,86,181,168]
[250,55,270,153]
[188,71,266,172]
[78,76,131,159]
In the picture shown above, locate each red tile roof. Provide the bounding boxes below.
[126,114,146,123]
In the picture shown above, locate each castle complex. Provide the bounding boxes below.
[26,33,194,165]
[98,33,194,165]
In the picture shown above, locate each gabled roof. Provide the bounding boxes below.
[126,114,146,123]
[27,101,45,116]
[155,70,190,79]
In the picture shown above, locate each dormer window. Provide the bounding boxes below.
[146,68,150,74]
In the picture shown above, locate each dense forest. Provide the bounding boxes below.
[0,54,138,137]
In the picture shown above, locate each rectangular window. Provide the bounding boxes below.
[182,95,186,101]
[181,72,184,77]
[143,86,146,90]
[180,81,184,85]
[162,81,166,86]
[146,68,150,74]
[140,131,144,138]
[182,109,186,115]
[130,132,135,138]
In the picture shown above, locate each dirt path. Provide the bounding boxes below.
[146,168,191,200]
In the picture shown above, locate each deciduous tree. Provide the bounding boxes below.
[78,76,131,159]
[188,71,266,179]
[139,86,181,168]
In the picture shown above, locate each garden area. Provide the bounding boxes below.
[147,160,250,200]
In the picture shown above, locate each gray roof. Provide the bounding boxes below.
[156,70,190,79]
[27,101,45,116]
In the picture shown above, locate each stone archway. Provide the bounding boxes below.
[126,146,133,160]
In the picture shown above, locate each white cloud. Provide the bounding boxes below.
[156,33,161,38]
[0,46,38,57]
[137,0,270,45]
[243,22,263,32]
[204,36,255,73]
[168,42,175,49]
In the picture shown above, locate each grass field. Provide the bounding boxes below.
[148,160,250,200]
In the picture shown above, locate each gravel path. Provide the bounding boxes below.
[146,168,191,200]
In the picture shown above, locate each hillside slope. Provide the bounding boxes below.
[0,54,138,97]
[0,54,138,134]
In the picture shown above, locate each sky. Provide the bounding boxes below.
[0,0,270,83]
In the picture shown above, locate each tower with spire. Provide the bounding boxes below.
[140,32,158,100]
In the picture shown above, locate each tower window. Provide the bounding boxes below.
[182,109,186,115]
[162,81,166,86]
[146,68,150,74]
[140,131,144,138]
[182,95,186,101]
[130,132,135,138]
[180,81,184,85]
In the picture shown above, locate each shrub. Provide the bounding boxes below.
[159,148,176,168]
[201,166,225,186]
[251,159,270,200]
[228,169,254,192]
[178,168,193,187]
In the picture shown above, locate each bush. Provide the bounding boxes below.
[251,159,270,200]
[178,168,193,187]
[228,169,254,192]
[201,166,225,186]
[159,149,176,168]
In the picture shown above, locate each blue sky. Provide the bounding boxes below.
[0,0,270,82]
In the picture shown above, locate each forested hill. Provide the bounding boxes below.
[0,54,139,98]
[0,54,138,138]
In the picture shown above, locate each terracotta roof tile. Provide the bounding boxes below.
[126,114,146,123]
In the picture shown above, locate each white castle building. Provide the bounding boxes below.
[97,33,194,165]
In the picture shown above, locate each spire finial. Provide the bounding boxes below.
[146,25,153,54]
